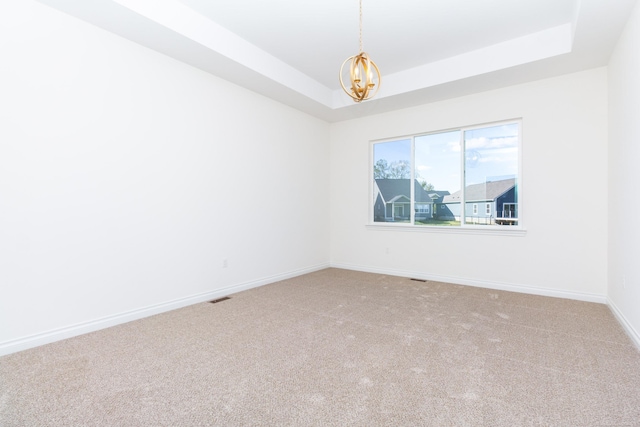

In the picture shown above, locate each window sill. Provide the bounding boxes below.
[366,223,527,237]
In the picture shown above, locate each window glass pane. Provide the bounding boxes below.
[463,123,519,226]
[373,139,412,223]
[370,121,520,229]
[414,131,461,226]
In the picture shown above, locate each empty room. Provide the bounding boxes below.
[1,0,640,425]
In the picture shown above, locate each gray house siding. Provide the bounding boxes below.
[441,201,496,223]
[465,201,495,224]
[374,179,442,222]
[374,178,516,225]
[437,203,457,220]
[374,193,386,222]
[496,187,517,218]
[440,178,517,224]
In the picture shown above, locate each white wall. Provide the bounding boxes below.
[0,1,330,354]
[608,0,640,347]
[3,1,633,356]
[330,69,609,301]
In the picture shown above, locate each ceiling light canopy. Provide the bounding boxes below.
[339,0,381,103]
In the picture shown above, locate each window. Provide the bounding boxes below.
[372,120,520,227]
[502,203,517,218]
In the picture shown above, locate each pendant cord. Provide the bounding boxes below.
[359,0,363,53]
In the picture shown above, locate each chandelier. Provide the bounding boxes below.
[339,0,381,103]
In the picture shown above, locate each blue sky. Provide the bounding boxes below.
[374,123,518,192]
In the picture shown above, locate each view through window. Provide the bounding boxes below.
[372,121,520,227]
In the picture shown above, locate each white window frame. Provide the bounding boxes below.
[368,119,524,235]
[486,203,491,215]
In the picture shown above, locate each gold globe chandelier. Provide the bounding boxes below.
[339,0,381,103]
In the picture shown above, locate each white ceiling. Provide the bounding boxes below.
[36,0,638,122]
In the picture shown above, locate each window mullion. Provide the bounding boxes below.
[460,130,466,226]
[410,136,415,225]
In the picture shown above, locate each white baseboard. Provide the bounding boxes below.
[5,262,624,357]
[0,263,330,357]
[329,262,608,304]
[607,298,640,350]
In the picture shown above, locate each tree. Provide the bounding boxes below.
[374,159,412,179]
[374,159,390,179]
[388,160,411,179]
[419,179,435,191]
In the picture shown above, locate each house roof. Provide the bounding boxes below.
[375,179,449,204]
[426,191,451,202]
[442,178,516,203]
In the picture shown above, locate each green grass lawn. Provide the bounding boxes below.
[415,219,461,226]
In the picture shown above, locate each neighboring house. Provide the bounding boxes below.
[441,178,517,224]
[373,179,449,222]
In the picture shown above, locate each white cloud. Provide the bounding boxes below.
[465,136,517,150]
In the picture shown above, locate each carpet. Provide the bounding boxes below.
[1,268,639,426]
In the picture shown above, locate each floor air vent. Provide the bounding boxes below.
[209,297,231,304]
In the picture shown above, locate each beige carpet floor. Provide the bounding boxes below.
[1,268,640,426]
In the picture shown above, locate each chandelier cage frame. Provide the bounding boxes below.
[339,0,381,103]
